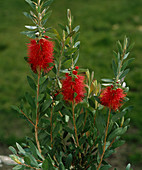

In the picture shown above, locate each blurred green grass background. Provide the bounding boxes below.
[0,0,142,169]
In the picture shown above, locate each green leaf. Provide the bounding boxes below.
[66,31,75,38]
[42,10,52,22]
[24,156,31,164]
[88,97,95,108]
[25,92,36,108]
[42,159,48,170]
[62,59,72,68]
[27,76,36,91]
[117,40,123,54]
[119,68,130,79]
[123,118,130,126]
[39,78,48,93]
[112,111,126,122]
[13,165,23,170]
[73,25,80,32]
[25,0,36,9]
[42,157,55,170]
[98,141,103,155]
[23,12,32,19]
[112,140,125,148]
[126,163,131,170]
[127,42,135,53]
[53,122,62,139]
[21,31,37,38]
[59,162,65,170]
[28,154,39,167]
[28,140,44,160]
[94,96,101,103]
[104,150,115,159]
[41,98,52,112]
[54,102,63,112]
[23,12,37,24]
[64,47,78,56]
[45,32,56,38]
[112,59,117,77]
[38,94,45,102]
[95,112,105,135]
[74,41,80,48]
[42,0,54,8]
[66,25,70,34]
[73,52,79,65]
[121,58,134,71]
[113,51,118,60]
[66,154,72,169]
[76,113,85,129]
[11,105,21,113]
[25,25,37,29]
[9,146,17,155]
[74,32,80,43]
[16,143,26,154]
[101,79,113,83]
[58,23,66,30]
[39,76,46,85]
[107,127,127,141]
[100,165,112,170]
[123,52,130,60]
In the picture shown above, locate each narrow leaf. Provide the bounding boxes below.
[27,76,36,91]
[73,53,79,65]
[25,92,36,108]
[112,59,117,77]
[25,25,37,30]
[66,154,72,169]
[101,79,113,83]
[25,0,36,9]
[42,10,52,21]
[42,0,54,8]
[123,52,130,60]
[9,146,17,155]
[119,68,130,79]
[16,143,26,154]
[121,58,134,71]
[73,25,80,32]
[41,99,52,112]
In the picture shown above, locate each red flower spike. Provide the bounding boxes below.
[100,86,126,111]
[28,38,54,73]
[65,73,69,76]
[73,70,78,75]
[75,66,79,70]
[62,74,86,103]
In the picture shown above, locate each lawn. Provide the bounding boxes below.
[0,0,142,169]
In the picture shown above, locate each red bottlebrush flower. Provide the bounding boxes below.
[65,73,69,76]
[100,86,126,111]
[72,70,78,75]
[75,66,79,70]
[28,38,54,73]
[62,74,86,103]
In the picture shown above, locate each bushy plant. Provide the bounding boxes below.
[9,0,134,169]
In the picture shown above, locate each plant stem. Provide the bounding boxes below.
[20,109,35,127]
[72,101,79,147]
[97,109,111,170]
[35,68,42,155]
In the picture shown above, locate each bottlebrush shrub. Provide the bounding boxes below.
[10,0,134,170]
